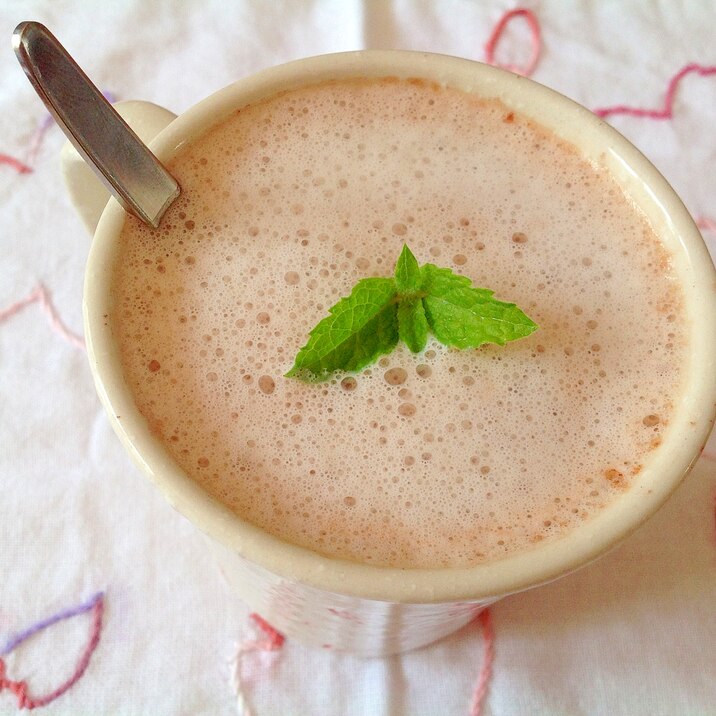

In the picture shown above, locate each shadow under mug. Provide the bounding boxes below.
[72,51,716,656]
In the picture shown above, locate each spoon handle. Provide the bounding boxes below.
[13,21,179,229]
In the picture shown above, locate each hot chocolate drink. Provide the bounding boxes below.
[110,78,686,569]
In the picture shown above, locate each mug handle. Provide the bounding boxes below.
[60,100,177,235]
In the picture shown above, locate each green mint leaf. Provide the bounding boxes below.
[394,244,423,294]
[421,263,494,302]
[287,245,538,381]
[286,277,398,381]
[421,264,537,348]
[398,297,429,353]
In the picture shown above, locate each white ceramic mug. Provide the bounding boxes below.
[69,51,716,656]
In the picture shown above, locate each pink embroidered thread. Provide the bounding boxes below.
[0,285,85,351]
[696,216,716,234]
[248,614,285,650]
[484,8,541,77]
[0,154,32,174]
[0,593,104,710]
[594,63,716,119]
[230,614,285,716]
[469,608,495,716]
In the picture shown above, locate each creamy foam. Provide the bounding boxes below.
[111,78,686,568]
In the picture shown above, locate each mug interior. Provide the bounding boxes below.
[84,50,716,603]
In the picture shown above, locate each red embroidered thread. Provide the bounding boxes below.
[484,8,541,77]
[469,608,495,716]
[249,614,285,651]
[594,63,716,119]
[0,595,104,710]
[0,154,32,174]
[230,614,285,716]
[0,285,85,350]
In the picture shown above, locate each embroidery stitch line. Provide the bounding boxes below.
[2,89,117,174]
[23,116,54,168]
[0,592,103,657]
[230,614,285,716]
[594,63,716,119]
[0,284,85,350]
[469,608,495,716]
[484,8,541,77]
[0,154,32,174]
[696,216,716,234]
[0,592,104,710]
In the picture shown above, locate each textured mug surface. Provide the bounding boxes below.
[80,51,716,655]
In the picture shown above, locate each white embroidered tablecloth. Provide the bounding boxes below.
[1,2,715,714]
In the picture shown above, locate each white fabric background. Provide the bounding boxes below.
[1,1,715,714]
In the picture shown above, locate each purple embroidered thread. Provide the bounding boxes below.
[6,88,118,170]
[0,592,105,709]
[24,115,54,167]
[1,592,104,657]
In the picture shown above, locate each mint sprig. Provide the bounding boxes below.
[286,244,537,381]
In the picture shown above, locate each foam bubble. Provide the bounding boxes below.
[384,368,407,386]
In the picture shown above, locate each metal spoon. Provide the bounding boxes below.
[12,21,179,228]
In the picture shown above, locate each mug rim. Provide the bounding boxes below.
[84,50,716,603]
